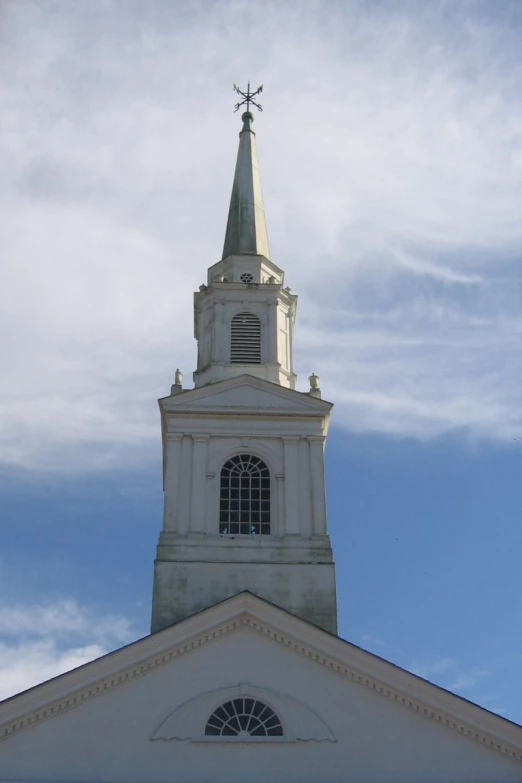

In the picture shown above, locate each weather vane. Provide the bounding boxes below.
[233,82,263,113]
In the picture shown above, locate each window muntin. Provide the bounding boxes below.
[219,454,270,535]
[239,272,254,283]
[205,698,283,737]
[230,312,261,364]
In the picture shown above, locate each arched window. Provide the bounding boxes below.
[230,312,261,364]
[219,454,270,535]
[205,698,283,737]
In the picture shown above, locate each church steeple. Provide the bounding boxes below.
[151,92,337,637]
[222,111,270,261]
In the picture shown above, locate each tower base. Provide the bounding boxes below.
[151,558,338,635]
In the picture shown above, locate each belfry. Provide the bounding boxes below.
[151,100,338,634]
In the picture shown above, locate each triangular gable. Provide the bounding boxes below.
[159,375,332,416]
[1,592,521,761]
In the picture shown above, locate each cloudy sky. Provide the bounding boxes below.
[1,0,522,723]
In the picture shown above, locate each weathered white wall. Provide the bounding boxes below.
[152,560,337,632]
[2,628,521,783]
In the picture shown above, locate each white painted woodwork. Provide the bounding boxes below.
[1,595,521,783]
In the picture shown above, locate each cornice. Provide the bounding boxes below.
[250,618,522,761]
[164,410,328,420]
[1,601,521,761]
[207,254,284,278]
[158,374,333,412]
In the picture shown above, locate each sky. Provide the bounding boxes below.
[1,0,522,724]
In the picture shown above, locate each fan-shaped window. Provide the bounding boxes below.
[230,312,261,364]
[219,454,270,535]
[205,698,283,737]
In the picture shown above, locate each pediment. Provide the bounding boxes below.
[159,375,332,415]
[1,592,521,769]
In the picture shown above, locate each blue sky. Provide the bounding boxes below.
[1,0,521,723]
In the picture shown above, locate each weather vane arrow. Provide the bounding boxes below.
[233,82,263,113]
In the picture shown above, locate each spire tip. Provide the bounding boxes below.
[241,111,254,131]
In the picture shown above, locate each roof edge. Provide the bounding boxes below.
[0,592,520,756]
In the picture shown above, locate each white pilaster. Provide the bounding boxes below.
[283,436,300,536]
[299,438,312,538]
[178,435,193,536]
[163,434,183,532]
[191,435,209,534]
[205,472,215,534]
[276,473,285,537]
[267,299,277,364]
[214,300,225,363]
[309,436,327,536]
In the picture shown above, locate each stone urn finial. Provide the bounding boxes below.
[171,369,183,395]
[308,373,321,399]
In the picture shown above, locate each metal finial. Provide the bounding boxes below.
[233,81,263,113]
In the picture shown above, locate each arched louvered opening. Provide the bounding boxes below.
[205,698,283,737]
[230,312,261,364]
[219,454,270,535]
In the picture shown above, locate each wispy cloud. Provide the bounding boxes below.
[0,641,107,702]
[0,599,135,701]
[0,600,132,646]
[448,668,491,691]
[360,634,410,660]
[2,0,522,472]
[410,656,456,679]
[360,630,500,699]
[361,635,504,715]
[392,251,484,285]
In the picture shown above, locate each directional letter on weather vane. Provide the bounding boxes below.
[233,82,263,113]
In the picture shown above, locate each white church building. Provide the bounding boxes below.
[1,98,521,783]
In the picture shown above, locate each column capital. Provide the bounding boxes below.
[282,436,300,446]
[307,436,326,445]
[166,433,184,442]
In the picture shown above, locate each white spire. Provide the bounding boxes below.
[222,111,270,261]
[194,101,297,390]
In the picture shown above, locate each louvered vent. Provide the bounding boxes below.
[231,312,261,364]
